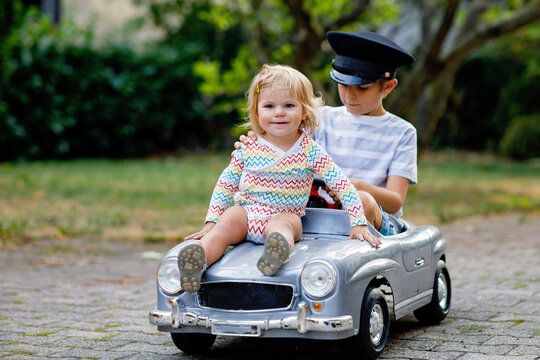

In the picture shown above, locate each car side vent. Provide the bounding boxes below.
[198,282,294,311]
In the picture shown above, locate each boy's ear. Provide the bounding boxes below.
[386,78,398,90]
[384,79,398,95]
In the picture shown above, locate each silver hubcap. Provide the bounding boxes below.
[437,273,448,309]
[369,304,384,345]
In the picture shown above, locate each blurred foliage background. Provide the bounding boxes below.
[0,0,539,161]
[1,0,539,246]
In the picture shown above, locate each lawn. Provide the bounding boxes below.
[1,151,538,248]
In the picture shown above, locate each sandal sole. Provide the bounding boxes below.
[257,232,290,276]
[177,243,205,293]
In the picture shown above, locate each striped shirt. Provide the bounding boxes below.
[313,106,417,218]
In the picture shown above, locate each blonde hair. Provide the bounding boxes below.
[246,64,323,135]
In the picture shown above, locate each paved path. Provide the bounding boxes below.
[1,213,539,359]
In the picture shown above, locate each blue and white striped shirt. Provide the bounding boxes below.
[313,106,417,218]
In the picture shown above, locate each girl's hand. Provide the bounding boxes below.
[185,222,216,240]
[348,225,382,249]
[233,131,257,150]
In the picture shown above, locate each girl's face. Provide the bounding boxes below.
[338,80,396,116]
[257,88,304,147]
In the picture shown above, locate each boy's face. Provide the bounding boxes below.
[337,81,394,116]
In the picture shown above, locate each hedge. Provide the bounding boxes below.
[0,11,237,161]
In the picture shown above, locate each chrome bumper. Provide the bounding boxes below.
[149,299,353,335]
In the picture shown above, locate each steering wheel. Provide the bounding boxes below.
[306,177,339,209]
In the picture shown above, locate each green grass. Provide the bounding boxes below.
[405,151,539,224]
[0,151,538,246]
[2,350,36,356]
[0,154,229,246]
[457,324,488,333]
[22,330,58,337]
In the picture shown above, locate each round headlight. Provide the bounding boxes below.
[301,260,337,298]
[157,258,181,294]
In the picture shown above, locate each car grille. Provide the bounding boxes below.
[198,282,294,311]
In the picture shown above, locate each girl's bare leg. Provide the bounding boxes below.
[198,205,248,266]
[257,213,302,276]
[264,212,302,246]
[178,206,247,293]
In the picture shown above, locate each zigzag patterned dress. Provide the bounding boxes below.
[205,133,367,243]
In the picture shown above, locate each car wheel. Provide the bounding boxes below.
[343,287,389,360]
[414,260,451,324]
[170,332,216,354]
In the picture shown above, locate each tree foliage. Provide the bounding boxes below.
[387,0,540,149]
[135,0,540,151]
[2,0,539,159]
[133,0,401,116]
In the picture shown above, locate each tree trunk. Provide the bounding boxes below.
[414,74,456,152]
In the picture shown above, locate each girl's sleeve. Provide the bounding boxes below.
[307,139,367,227]
[205,149,244,223]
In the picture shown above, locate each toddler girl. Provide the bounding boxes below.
[179,64,381,293]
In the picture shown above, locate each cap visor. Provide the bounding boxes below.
[330,69,373,85]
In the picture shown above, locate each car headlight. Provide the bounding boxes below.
[301,260,337,298]
[157,258,181,294]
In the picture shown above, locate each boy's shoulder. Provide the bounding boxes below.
[382,112,416,132]
[320,105,344,118]
[321,106,415,131]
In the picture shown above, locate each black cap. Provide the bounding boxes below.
[327,31,415,85]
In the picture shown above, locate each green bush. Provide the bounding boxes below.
[499,113,540,160]
[0,11,238,161]
[434,27,540,153]
[433,56,525,151]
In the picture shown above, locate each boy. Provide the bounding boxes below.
[238,31,417,236]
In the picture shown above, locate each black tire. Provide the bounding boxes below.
[343,287,390,360]
[170,332,216,354]
[414,260,451,324]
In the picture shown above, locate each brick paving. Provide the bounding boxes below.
[0,213,538,359]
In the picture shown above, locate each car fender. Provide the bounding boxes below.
[348,258,401,284]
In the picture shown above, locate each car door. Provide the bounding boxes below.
[399,229,433,298]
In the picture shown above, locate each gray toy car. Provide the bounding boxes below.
[149,205,451,359]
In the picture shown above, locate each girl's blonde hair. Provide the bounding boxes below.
[246,64,323,135]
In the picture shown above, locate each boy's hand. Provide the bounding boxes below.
[185,222,216,240]
[233,130,257,150]
[325,186,342,208]
[349,225,382,249]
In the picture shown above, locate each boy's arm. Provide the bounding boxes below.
[350,176,408,214]
[327,176,408,214]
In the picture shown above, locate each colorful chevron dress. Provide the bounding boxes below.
[205,133,367,243]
